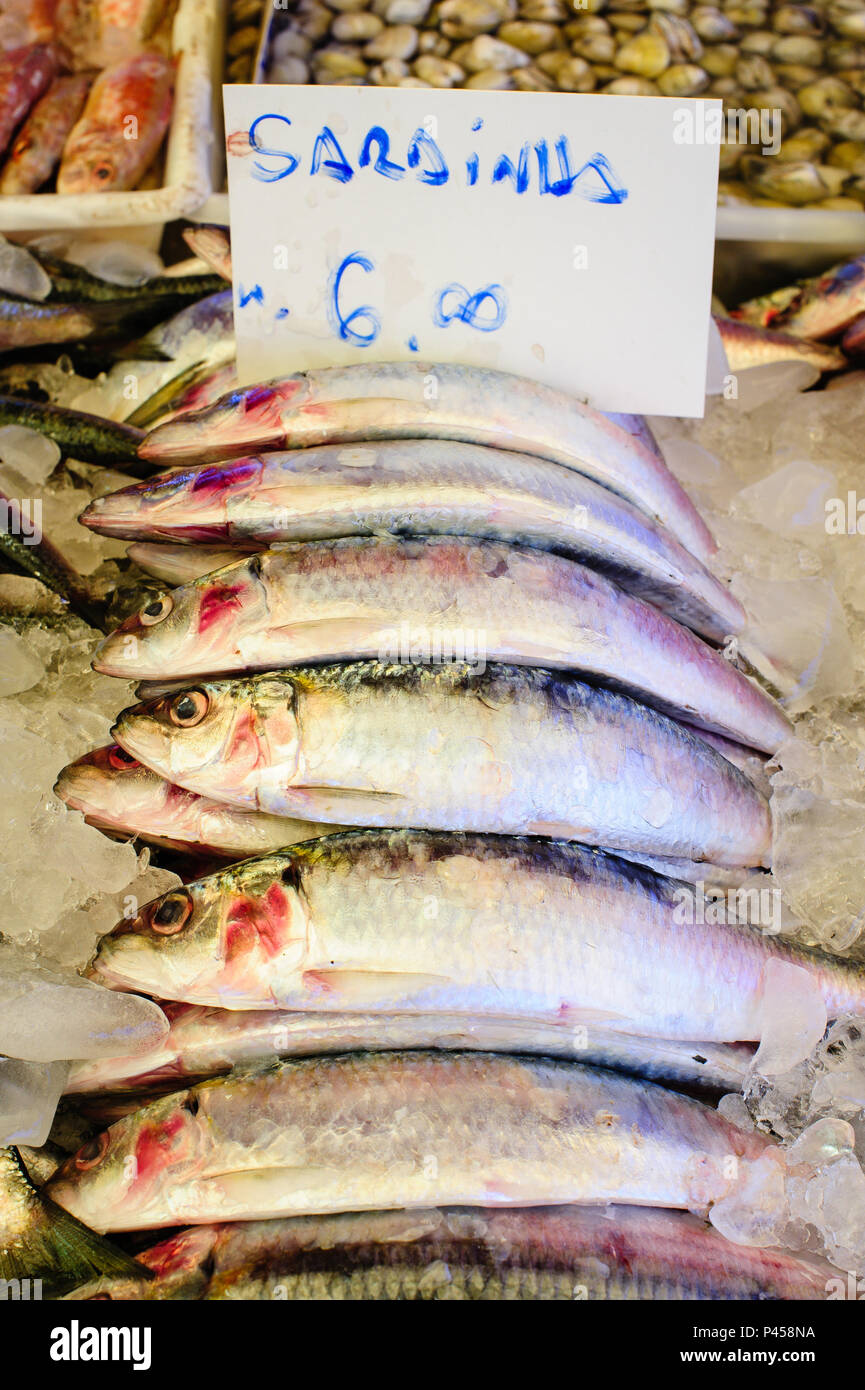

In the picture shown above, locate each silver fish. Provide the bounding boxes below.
[136,363,717,563]
[82,438,743,642]
[110,664,774,867]
[92,540,788,752]
[63,1204,833,1301]
[85,831,864,1038]
[65,999,755,1096]
[45,1051,775,1232]
[54,744,341,858]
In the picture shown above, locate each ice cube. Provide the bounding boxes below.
[787,1117,856,1168]
[0,629,45,696]
[62,239,164,288]
[724,361,820,413]
[717,1092,755,1132]
[0,424,60,484]
[0,1057,68,1146]
[709,1152,789,1247]
[0,937,167,1062]
[0,235,51,302]
[752,959,828,1077]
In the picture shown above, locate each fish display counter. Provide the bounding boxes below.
[0,32,864,1318]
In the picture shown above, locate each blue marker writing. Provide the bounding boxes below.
[327,252,381,347]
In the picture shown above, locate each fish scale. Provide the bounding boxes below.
[86,830,865,1039]
[83,438,745,642]
[111,662,774,866]
[45,1051,775,1233]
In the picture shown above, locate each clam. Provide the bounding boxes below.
[777,126,832,159]
[691,5,739,41]
[741,153,847,201]
[613,31,671,75]
[702,42,739,74]
[772,5,825,37]
[657,60,710,92]
[797,73,856,114]
[648,12,703,59]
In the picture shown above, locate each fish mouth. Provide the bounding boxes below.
[92,631,140,677]
[79,498,138,538]
[138,405,285,466]
[110,713,170,775]
[53,764,99,813]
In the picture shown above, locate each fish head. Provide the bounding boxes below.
[46,1089,206,1233]
[139,379,306,464]
[111,676,300,806]
[80,456,265,541]
[54,744,169,831]
[92,555,267,678]
[89,854,312,1006]
[56,136,127,195]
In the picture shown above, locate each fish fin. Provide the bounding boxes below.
[301,969,449,1006]
[0,1146,152,1298]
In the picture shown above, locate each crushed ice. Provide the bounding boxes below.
[655,368,865,1278]
[2,348,865,1279]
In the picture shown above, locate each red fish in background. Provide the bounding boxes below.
[0,71,90,192]
[0,42,60,158]
[57,48,172,192]
[55,0,171,69]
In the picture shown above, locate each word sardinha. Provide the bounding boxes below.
[240,115,628,202]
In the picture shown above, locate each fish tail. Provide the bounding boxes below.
[0,1147,152,1299]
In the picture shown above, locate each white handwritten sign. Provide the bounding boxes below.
[223,87,720,417]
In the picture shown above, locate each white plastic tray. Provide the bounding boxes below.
[0,0,227,236]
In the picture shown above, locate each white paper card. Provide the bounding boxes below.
[223,86,720,417]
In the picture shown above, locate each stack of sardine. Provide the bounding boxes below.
[45,358,859,1299]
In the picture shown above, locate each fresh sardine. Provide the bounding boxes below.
[65,999,755,1096]
[82,438,744,642]
[182,225,232,282]
[110,664,774,867]
[714,315,845,372]
[63,1205,832,1301]
[136,363,717,563]
[85,831,864,1038]
[54,743,342,857]
[91,540,786,751]
[44,1051,775,1232]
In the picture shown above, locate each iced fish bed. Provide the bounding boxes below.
[0,425,175,1147]
[638,370,865,1271]
[2,332,865,1297]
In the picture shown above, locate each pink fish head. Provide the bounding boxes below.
[89,853,312,1007]
[93,555,267,679]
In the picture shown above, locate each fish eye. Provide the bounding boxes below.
[108,745,140,771]
[169,689,209,727]
[148,890,193,935]
[140,594,174,626]
[76,1132,109,1171]
[94,162,114,181]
